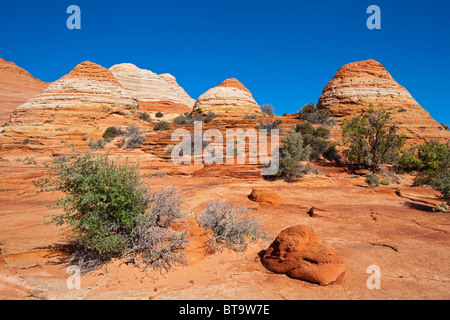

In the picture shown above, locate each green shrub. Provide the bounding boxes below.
[102,126,119,142]
[22,138,30,145]
[139,112,152,123]
[365,173,380,188]
[314,126,331,139]
[154,121,171,131]
[155,112,164,118]
[203,111,217,123]
[33,148,186,271]
[275,131,312,181]
[342,106,406,172]
[295,123,314,136]
[198,200,264,253]
[380,178,391,186]
[298,102,336,126]
[399,140,450,172]
[415,170,450,202]
[173,114,188,125]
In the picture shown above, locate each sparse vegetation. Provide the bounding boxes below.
[365,172,380,188]
[33,147,187,271]
[342,106,406,172]
[22,138,30,145]
[197,200,264,254]
[139,112,152,123]
[153,121,171,131]
[173,112,216,125]
[88,138,106,150]
[120,125,146,149]
[155,112,164,118]
[256,119,282,134]
[275,131,312,181]
[298,102,336,126]
[244,114,257,120]
[294,123,340,162]
[260,104,275,117]
[399,140,449,173]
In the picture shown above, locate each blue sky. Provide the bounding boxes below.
[1,0,449,124]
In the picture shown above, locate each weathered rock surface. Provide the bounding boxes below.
[248,188,282,205]
[17,61,138,110]
[0,58,48,124]
[109,63,195,107]
[193,78,261,115]
[262,225,346,285]
[317,59,450,144]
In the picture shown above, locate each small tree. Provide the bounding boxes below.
[276,131,312,181]
[342,106,405,172]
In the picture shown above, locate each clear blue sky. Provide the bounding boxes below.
[1,0,449,124]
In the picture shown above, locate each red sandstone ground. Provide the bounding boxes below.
[0,130,449,300]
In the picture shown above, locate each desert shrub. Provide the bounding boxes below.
[198,200,264,253]
[53,155,70,163]
[414,170,450,202]
[139,112,152,123]
[173,114,188,125]
[256,119,282,134]
[440,123,449,131]
[314,126,331,139]
[82,135,88,141]
[164,145,174,154]
[276,131,312,181]
[399,140,450,172]
[260,104,275,117]
[294,123,339,162]
[120,125,146,149]
[155,112,164,118]
[22,138,30,145]
[153,121,171,131]
[380,178,391,186]
[245,114,257,120]
[102,126,119,142]
[203,111,217,123]
[365,172,380,188]
[294,123,315,136]
[88,139,106,150]
[342,106,406,172]
[34,148,187,271]
[298,102,336,126]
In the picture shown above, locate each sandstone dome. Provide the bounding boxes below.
[193,78,261,115]
[109,63,195,108]
[317,59,450,143]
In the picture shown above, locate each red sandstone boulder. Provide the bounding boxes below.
[262,225,346,285]
[248,188,282,205]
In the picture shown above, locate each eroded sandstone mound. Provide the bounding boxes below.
[193,78,261,115]
[317,59,450,143]
[109,63,195,107]
[0,58,48,124]
[248,188,282,205]
[262,225,346,285]
[16,61,138,110]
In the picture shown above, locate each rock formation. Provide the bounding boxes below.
[317,59,450,143]
[0,58,48,124]
[262,225,346,285]
[109,63,195,107]
[17,61,137,110]
[193,78,261,115]
[248,188,282,205]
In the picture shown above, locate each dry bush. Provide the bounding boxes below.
[197,200,264,254]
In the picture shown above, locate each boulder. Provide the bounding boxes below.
[248,188,282,205]
[262,225,346,285]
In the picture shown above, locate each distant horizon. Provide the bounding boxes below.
[1,0,449,124]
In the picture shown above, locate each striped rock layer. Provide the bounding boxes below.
[0,58,48,124]
[17,61,138,110]
[193,78,261,115]
[317,59,449,143]
[109,63,195,108]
